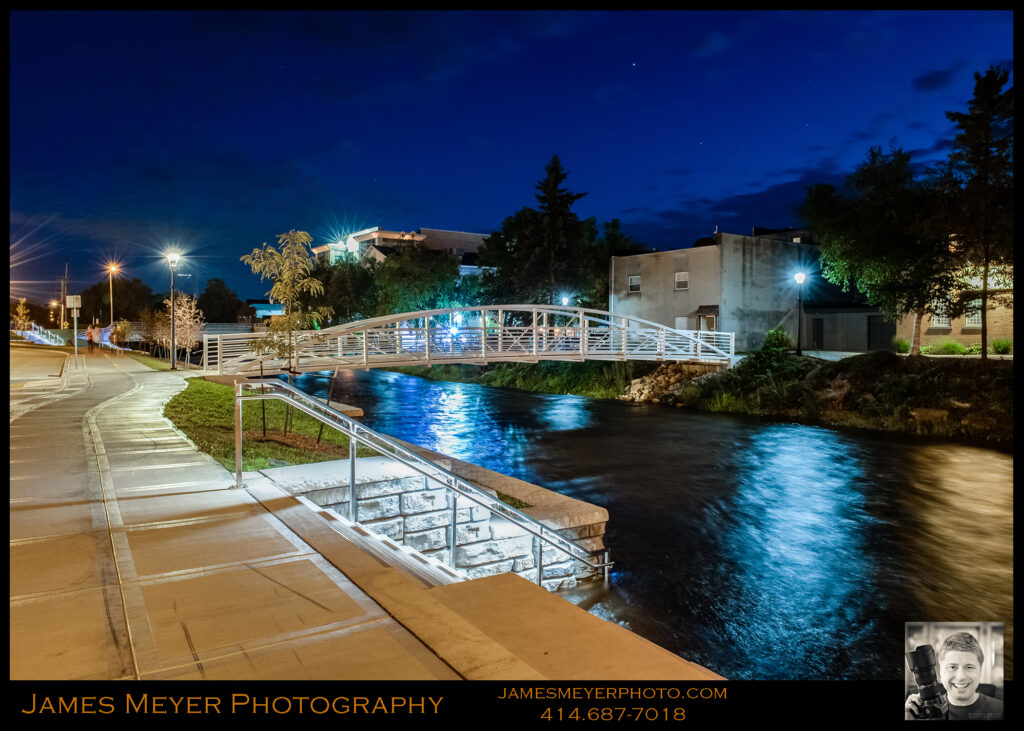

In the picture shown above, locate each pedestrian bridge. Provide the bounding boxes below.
[204,305,735,376]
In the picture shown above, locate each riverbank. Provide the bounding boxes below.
[393,350,1013,448]
[393,359,660,400]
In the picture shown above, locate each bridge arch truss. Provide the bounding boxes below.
[205,305,735,376]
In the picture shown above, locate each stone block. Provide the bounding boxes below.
[462,560,515,579]
[400,487,449,515]
[354,476,422,500]
[513,555,536,572]
[455,519,490,544]
[362,517,403,541]
[455,535,532,566]
[402,509,450,532]
[421,547,450,566]
[542,575,577,592]
[540,560,574,580]
[403,526,449,552]
[355,495,399,522]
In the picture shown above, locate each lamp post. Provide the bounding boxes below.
[107,264,119,327]
[794,272,806,356]
[167,253,180,370]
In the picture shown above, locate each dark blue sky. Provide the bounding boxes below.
[10,10,1013,304]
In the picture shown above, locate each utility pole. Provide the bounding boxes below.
[59,264,69,330]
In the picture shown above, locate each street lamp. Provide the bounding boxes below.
[107,263,119,327]
[167,253,180,370]
[794,272,806,356]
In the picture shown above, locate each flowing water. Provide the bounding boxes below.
[292,368,1013,681]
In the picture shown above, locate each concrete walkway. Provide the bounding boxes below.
[9,344,723,681]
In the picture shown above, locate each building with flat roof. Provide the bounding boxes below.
[312,227,487,275]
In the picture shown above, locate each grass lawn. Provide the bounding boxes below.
[162,377,382,471]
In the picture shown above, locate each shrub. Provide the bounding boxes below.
[927,340,967,355]
[894,338,910,353]
[993,339,1012,355]
[761,328,793,352]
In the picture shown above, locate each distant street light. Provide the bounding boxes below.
[167,253,180,370]
[107,263,119,327]
[794,272,807,356]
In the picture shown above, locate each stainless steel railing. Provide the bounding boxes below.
[234,378,611,586]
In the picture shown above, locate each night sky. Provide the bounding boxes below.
[10,10,1013,305]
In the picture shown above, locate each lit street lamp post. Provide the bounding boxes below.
[167,253,180,370]
[794,272,806,356]
[107,263,118,327]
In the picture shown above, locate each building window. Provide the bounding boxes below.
[628,275,641,293]
[674,271,689,290]
[931,300,950,328]
[965,299,982,327]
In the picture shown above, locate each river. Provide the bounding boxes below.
[292,368,1013,682]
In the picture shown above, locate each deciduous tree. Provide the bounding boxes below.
[800,146,956,354]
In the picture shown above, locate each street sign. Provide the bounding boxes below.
[66,295,81,309]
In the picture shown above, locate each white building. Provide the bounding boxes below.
[312,227,487,276]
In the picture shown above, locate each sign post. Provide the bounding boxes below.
[66,296,81,368]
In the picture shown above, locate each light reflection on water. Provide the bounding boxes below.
[296,369,1013,681]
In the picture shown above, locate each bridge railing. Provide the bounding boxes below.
[208,305,734,375]
[234,379,611,585]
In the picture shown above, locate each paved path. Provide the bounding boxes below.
[9,344,723,681]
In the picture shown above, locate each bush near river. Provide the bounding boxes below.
[622,330,1013,448]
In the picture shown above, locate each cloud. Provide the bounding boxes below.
[618,163,849,249]
[912,63,967,92]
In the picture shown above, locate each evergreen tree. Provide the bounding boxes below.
[939,65,1014,359]
[478,155,595,306]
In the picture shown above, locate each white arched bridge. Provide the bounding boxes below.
[204,305,736,376]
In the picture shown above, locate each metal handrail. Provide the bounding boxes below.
[20,323,65,346]
[234,378,612,586]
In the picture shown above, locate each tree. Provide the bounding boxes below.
[242,230,334,369]
[478,155,595,305]
[164,293,204,369]
[13,298,33,330]
[303,257,377,325]
[800,146,957,354]
[80,276,160,323]
[242,230,333,432]
[578,218,648,309]
[939,65,1014,359]
[198,278,248,323]
[372,244,460,315]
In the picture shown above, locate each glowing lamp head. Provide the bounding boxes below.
[561,296,570,306]
[107,263,119,274]
[794,272,806,285]
[167,253,181,268]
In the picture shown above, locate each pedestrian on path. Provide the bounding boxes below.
[86,325,95,354]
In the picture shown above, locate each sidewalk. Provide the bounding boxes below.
[9,346,723,681]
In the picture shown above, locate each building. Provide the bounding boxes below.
[611,228,816,352]
[610,227,1013,354]
[312,227,487,276]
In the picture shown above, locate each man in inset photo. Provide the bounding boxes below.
[906,631,1004,720]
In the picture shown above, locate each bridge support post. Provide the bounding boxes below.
[579,308,585,357]
[532,308,537,356]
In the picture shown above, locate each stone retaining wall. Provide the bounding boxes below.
[259,446,608,592]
